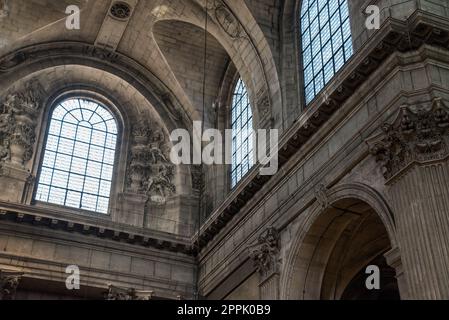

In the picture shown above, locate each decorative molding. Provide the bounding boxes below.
[249,227,280,277]
[367,98,449,181]
[0,204,193,254]
[0,79,44,169]
[105,285,153,300]
[127,119,175,204]
[0,270,22,300]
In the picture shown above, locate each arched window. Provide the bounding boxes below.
[231,78,253,188]
[35,98,118,214]
[301,0,353,104]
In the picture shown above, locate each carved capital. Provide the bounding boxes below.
[367,98,449,181]
[105,285,153,300]
[0,270,23,300]
[249,227,280,277]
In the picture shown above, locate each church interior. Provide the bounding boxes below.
[1,0,449,300]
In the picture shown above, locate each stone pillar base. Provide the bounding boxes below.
[0,163,32,203]
[115,192,148,227]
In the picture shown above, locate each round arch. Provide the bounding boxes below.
[280,182,398,300]
[0,42,190,133]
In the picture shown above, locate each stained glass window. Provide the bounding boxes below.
[301,0,353,104]
[231,78,254,188]
[35,98,118,214]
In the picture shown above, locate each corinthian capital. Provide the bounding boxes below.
[249,227,280,277]
[0,270,23,300]
[367,98,449,181]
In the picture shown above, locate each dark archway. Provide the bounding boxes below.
[283,196,400,300]
[341,255,400,300]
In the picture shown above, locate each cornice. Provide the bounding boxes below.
[0,202,193,255]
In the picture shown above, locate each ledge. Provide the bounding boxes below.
[0,201,193,255]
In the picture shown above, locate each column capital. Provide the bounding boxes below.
[105,285,154,300]
[0,270,23,300]
[367,98,449,182]
[249,227,280,280]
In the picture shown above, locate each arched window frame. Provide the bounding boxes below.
[33,91,125,216]
[298,0,354,106]
[229,76,254,189]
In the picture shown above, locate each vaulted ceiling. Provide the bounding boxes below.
[0,0,281,129]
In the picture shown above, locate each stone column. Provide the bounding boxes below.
[249,227,280,300]
[368,98,449,299]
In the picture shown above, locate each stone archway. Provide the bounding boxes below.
[281,184,404,300]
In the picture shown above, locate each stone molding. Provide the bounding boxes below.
[0,203,193,255]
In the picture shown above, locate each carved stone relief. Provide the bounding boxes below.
[314,183,329,209]
[367,98,449,180]
[0,80,44,169]
[0,0,9,19]
[126,118,176,204]
[257,89,270,118]
[249,227,280,277]
[0,270,22,300]
[105,285,153,300]
[208,0,245,40]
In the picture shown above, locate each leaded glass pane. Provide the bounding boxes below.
[36,98,118,214]
[231,78,254,188]
[301,0,353,104]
